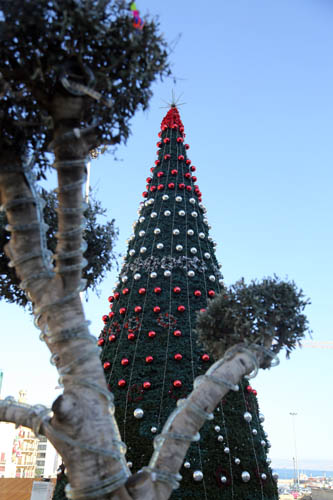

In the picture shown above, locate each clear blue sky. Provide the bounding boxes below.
[1,0,332,470]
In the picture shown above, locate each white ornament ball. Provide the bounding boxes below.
[162,194,169,201]
[176,245,183,252]
[209,275,216,282]
[219,278,224,285]
[208,236,213,242]
[127,461,133,468]
[221,476,227,483]
[193,470,203,482]
[184,461,191,469]
[156,243,164,250]
[203,218,209,225]
[204,252,211,259]
[214,425,221,432]
[217,435,224,442]
[199,232,205,239]
[243,412,252,423]
[259,413,265,422]
[164,270,171,277]
[134,408,144,419]
[164,210,171,216]
[187,229,194,236]
[176,196,182,202]
[190,247,197,254]
[189,198,196,204]
[267,441,271,448]
[129,249,136,256]
[178,210,185,216]
[188,270,195,277]
[133,221,137,227]
[149,198,154,205]
[173,228,180,235]
[261,440,266,446]
[234,458,240,465]
[224,447,230,454]
[252,429,258,435]
[121,276,128,283]
[261,473,267,480]
[241,471,250,482]
[154,228,161,235]
[151,426,157,434]
[272,472,279,481]
[139,230,145,237]
[139,216,145,223]
[191,211,198,218]
[134,273,141,280]
[140,247,147,254]
[150,272,157,279]
[151,211,157,218]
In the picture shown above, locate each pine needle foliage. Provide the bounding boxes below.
[196,276,311,363]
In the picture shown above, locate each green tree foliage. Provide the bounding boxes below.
[0,0,170,175]
[0,189,118,307]
[196,277,311,363]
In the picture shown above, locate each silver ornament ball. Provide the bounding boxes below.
[133,408,144,419]
[164,270,171,277]
[173,229,180,235]
[139,216,145,223]
[243,412,252,423]
[189,198,196,204]
[129,249,136,256]
[188,270,195,277]
[121,276,128,283]
[162,194,169,201]
[139,230,145,237]
[252,429,258,435]
[261,440,266,446]
[191,211,198,218]
[224,447,230,454]
[241,471,250,482]
[190,247,197,254]
[140,247,147,254]
[156,243,164,250]
[193,470,203,482]
[164,210,171,216]
[154,228,161,235]
[214,425,221,432]
[259,413,265,422]
[178,210,185,216]
[209,275,216,282]
[184,461,191,469]
[127,461,133,468]
[199,232,205,239]
[151,426,157,434]
[221,476,227,483]
[272,472,279,481]
[217,435,224,442]
[187,229,194,236]
[261,473,267,480]
[176,196,182,202]
[204,252,211,259]
[150,272,157,279]
[176,245,183,252]
[234,458,240,465]
[150,211,157,218]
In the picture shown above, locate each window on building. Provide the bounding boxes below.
[36,460,45,467]
[38,444,47,451]
[0,453,5,462]
[37,453,46,458]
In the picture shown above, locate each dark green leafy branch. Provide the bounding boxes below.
[0,189,119,307]
[196,276,311,364]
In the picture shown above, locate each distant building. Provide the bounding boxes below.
[35,437,61,478]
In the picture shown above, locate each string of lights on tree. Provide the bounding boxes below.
[98,106,279,499]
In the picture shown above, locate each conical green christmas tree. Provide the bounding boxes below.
[99,106,278,499]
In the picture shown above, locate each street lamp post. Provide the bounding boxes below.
[290,412,299,490]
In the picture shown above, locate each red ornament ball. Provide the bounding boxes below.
[109,334,116,342]
[201,354,210,362]
[103,361,111,370]
[163,137,170,144]
[150,166,155,172]
[174,353,183,361]
[114,292,120,300]
[178,183,185,190]
[146,177,152,183]
[154,287,162,294]
[157,184,164,191]
[102,315,108,323]
[177,137,184,143]
[177,305,186,312]
[190,166,196,172]
[156,141,162,148]
[185,144,190,150]
[173,380,182,388]
[119,307,126,315]
[108,296,114,302]
[148,330,156,338]
[134,306,142,313]
[194,290,202,297]
[164,154,171,160]
[186,159,191,165]
[122,288,129,295]
[118,379,126,388]
[192,175,197,182]
[142,191,148,198]
[121,358,129,366]
[155,159,160,166]
[145,355,154,363]
[108,311,115,319]
[171,169,178,176]
[139,287,146,295]
[153,306,161,313]
[200,308,206,313]
[143,381,151,390]
[168,182,175,189]
[172,123,178,129]
[157,171,164,178]
[97,338,105,346]
[246,385,252,393]
[150,185,156,192]
[128,333,135,340]
[185,172,191,179]
[178,154,184,161]
[186,186,192,192]
[158,132,162,138]
[208,290,215,298]
[252,390,257,396]
[173,286,181,294]
[173,329,182,337]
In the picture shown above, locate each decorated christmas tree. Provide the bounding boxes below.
[99,106,279,499]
